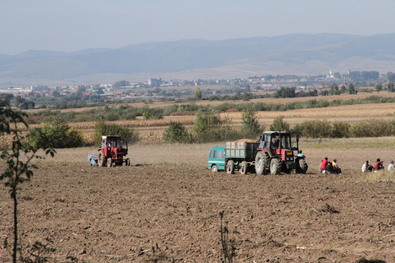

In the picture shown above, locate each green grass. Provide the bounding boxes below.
[357,170,395,183]
[302,136,395,149]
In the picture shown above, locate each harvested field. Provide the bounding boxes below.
[24,102,395,144]
[1,142,394,262]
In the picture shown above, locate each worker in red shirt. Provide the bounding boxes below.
[373,158,384,171]
[320,157,328,174]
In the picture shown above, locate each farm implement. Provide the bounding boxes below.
[88,135,131,167]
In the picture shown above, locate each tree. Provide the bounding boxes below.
[386,72,395,82]
[340,85,347,94]
[329,84,340,95]
[193,109,238,142]
[270,116,290,131]
[112,80,130,88]
[0,93,14,104]
[94,120,139,145]
[275,87,296,98]
[375,83,383,93]
[0,102,55,263]
[348,83,357,94]
[193,87,202,100]
[241,106,261,138]
[28,118,84,149]
[387,82,395,92]
[163,122,192,143]
[193,109,222,141]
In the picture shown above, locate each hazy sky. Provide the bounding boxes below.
[1,0,395,54]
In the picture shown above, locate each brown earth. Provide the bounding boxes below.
[1,144,395,262]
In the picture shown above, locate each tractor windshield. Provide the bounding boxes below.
[106,137,122,148]
[271,133,291,149]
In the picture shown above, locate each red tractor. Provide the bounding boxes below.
[93,135,131,167]
[254,131,308,175]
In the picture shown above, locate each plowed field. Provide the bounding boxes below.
[1,143,394,262]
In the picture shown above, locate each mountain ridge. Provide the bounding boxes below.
[1,33,395,86]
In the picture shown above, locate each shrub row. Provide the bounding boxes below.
[26,114,395,148]
[28,96,395,124]
[292,119,395,138]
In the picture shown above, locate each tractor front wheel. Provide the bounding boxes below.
[255,152,268,175]
[297,159,308,174]
[270,158,281,175]
[98,151,106,167]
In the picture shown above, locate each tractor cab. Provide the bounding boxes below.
[259,131,297,152]
[97,135,130,167]
[101,136,128,156]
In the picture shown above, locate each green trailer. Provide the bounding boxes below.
[224,141,259,174]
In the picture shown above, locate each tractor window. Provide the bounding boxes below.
[291,134,299,150]
[280,135,291,149]
[271,134,280,148]
[120,140,127,149]
[113,139,120,148]
[209,150,215,158]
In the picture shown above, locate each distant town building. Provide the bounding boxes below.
[148,78,163,87]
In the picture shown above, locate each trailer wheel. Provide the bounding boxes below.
[107,158,113,168]
[211,165,218,173]
[255,152,268,175]
[98,151,106,167]
[240,161,248,175]
[226,160,235,174]
[270,158,281,175]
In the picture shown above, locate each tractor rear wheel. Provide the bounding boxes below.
[270,158,281,175]
[125,158,131,166]
[98,151,106,167]
[107,158,113,168]
[226,160,235,174]
[255,152,268,175]
[240,161,248,175]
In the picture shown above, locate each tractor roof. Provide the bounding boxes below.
[263,131,291,135]
[102,135,122,139]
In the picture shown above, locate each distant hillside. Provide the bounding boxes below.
[1,33,395,86]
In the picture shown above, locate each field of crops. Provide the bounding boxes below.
[50,102,393,143]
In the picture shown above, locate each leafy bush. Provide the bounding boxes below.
[28,119,84,148]
[330,122,351,138]
[93,120,139,145]
[163,122,193,143]
[193,110,239,142]
[350,119,393,137]
[292,120,332,138]
[270,116,290,131]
